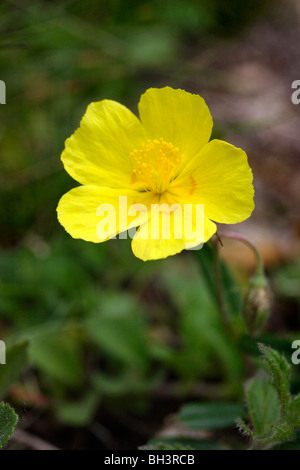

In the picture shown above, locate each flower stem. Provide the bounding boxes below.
[216,231,264,277]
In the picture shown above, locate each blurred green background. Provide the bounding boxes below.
[1,0,300,449]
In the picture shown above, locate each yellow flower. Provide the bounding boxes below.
[57,87,254,261]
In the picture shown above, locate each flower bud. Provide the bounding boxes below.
[243,274,272,336]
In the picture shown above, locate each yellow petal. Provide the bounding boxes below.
[57,185,154,243]
[138,87,213,169]
[131,194,216,261]
[169,139,255,224]
[62,100,147,188]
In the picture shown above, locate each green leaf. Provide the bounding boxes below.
[0,342,28,399]
[271,422,294,442]
[294,395,300,424]
[239,345,300,448]
[0,403,18,449]
[55,391,99,426]
[143,437,222,450]
[30,333,83,388]
[245,378,281,436]
[161,258,244,388]
[273,430,300,450]
[272,256,300,300]
[93,371,162,396]
[179,402,245,430]
[288,394,300,426]
[85,294,151,372]
[258,343,291,417]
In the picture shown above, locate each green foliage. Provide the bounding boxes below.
[195,243,242,319]
[237,344,300,448]
[258,343,291,417]
[179,402,245,430]
[85,293,152,373]
[161,256,244,391]
[55,391,99,426]
[142,437,221,450]
[294,395,300,426]
[239,333,294,358]
[0,403,18,450]
[93,372,162,397]
[140,441,193,450]
[0,342,28,400]
[30,333,84,389]
[0,0,296,450]
[272,255,300,302]
[245,378,281,436]
[273,430,300,450]
[142,401,245,450]
[0,343,27,449]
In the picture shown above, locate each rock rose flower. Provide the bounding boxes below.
[57,87,254,261]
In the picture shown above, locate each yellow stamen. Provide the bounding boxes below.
[129,138,182,194]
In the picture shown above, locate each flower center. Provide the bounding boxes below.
[129,138,182,194]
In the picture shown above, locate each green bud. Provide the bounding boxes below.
[243,273,272,336]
